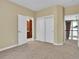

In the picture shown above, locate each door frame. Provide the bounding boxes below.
[64,14,79,47]
[26,16,34,41]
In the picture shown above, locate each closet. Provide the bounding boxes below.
[36,15,54,43]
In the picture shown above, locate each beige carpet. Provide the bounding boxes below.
[0,40,79,59]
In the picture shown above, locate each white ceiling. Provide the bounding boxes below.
[9,0,79,11]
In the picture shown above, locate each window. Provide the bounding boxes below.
[65,14,79,40]
[69,20,78,40]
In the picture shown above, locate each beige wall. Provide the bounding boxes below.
[65,5,79,15]
[54,6,64,44]
[36,6,56,17]
[0,0,35,49]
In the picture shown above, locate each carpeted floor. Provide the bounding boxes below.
[0,40,79,59]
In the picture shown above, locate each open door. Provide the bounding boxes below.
[18,15,27,45]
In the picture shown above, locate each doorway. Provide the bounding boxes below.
[64,14,79,46]
[65,20,78,40]
[26,17,34,41]
[27,19,32,38]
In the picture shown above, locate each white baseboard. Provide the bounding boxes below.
[0,41,64,52]
[0,42,28,52]
[35,39,39,41]
[0,44,17,52]
[0,40,36,52]
[53,42,63,45]
[27,38,34,41]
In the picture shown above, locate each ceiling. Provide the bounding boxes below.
[9,0,79,11]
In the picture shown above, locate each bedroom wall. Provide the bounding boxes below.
[65,5,79,15]
[0,0,35,49]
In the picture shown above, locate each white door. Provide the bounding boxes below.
[18,15,27,45]
[36,17,45,42]
[45,16,54,43]
[36,15,54,43]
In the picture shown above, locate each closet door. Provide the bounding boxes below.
[45,16,54,43]
[36,17,45,42]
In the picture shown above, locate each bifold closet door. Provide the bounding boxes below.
[45,16,54,43]
[36,16,54,43]
[36,17,45,42]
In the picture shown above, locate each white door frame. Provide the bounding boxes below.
[64,14,79,47]
[26,16,34,41]
[78,14,79,47]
